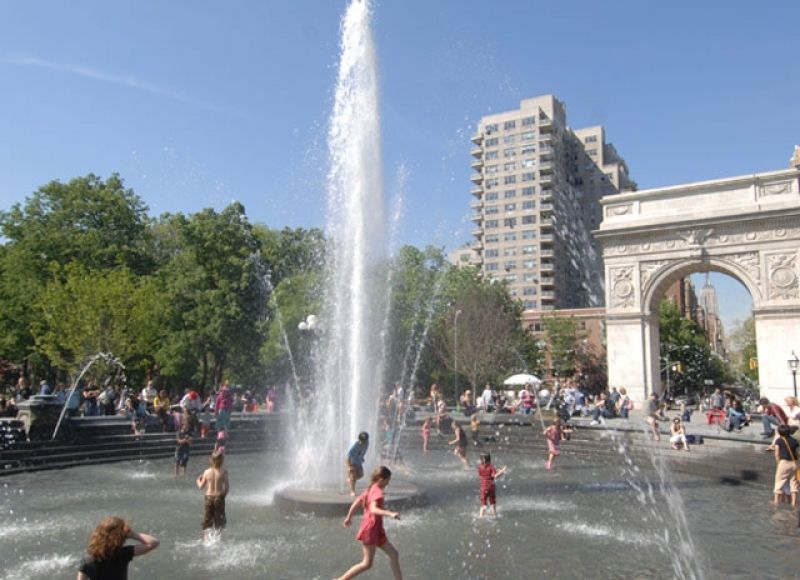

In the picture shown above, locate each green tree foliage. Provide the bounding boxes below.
[728,316,758,383]
[31,264,164,378]
[0,174,152,373]
[543,316,578,378]
[253,226,325,287]
[156,203,267,389]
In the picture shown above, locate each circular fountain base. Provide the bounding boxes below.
[274,481,427,517]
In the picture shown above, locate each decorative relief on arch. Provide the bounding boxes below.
[767,253,799,300]
[605,203,633,217]
[758,180,795,197]
[609,266,636,310]
[640,260,668,290]
[726,252,761,285]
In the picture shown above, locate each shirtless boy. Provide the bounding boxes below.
[196,452,230,541]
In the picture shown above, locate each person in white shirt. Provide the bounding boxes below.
[140,380,157,412]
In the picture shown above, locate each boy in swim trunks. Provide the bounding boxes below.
[196,451,229,541]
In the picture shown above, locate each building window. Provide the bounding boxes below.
[521,145,536,156]
[522,230,537,239]
[485,150,498,160]
[504,218,517,228]
[504,232,517,242]
[504,189,516,199]
[522,186,536,196]
[485,205,499,214]
[523,259,536,269]
[485,191,498,200]
[504,261,517,270]
[505,274,517,283]
[522,215,536,225]
[522,158,535,168]
[521,172,536,182]
[523,287,537,296]
[521,131,535,141]
[523,273,537,283]
[523,300,537,310]
[522,200,535,210]
[486,137,499,147]
[485,233,499,243]
[485,178,499,188]
[503,148,516,158]
[504,203,516,211]
[485,123,499,134]
[503,135,516,145]
[486,262,499,271]
[504,175,517,184]
[503,120,516,130]
[485,249,499,257]
[504,162,516,171]
[585,135,597,143]
[486,165,498,174]
[586,148,597,156]
[522,116,536,126]
[504,248,517,257]
[522,245,536,255]
[485,219,499,229]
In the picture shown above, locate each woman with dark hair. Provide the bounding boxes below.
[772,424,799,508]
[77,516,159,579]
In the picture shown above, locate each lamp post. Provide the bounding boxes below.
[789,351,799,400]
[454,309,462,408]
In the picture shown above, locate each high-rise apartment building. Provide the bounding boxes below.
[467,95,635,310]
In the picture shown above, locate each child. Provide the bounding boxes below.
[449,422,470,468]
[470,413,481,446]
[199,403,211,439]
[196,452,230,541]
[346,432,369,496]
[543,419,572,471]
[174,418,192,477]
[478,453,507,517]
[214,430,227,456]
[337,466,402,580]
[421,418,431,453]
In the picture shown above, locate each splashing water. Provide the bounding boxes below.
[292,0,386,487]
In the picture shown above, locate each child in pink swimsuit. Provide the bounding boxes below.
[421,418,431,453]
[543,419,572,471]
[337,466,402,580]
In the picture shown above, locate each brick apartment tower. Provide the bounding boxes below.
[468,95,636,310]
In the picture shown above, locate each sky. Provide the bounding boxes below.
[1,0,797,332]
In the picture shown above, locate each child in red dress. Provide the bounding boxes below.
[543,419,572,470]
[337,466,402,580]
[478,453,507,517]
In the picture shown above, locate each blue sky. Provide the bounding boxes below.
[1,0,797,330]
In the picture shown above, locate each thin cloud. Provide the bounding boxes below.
[4,55,251,119]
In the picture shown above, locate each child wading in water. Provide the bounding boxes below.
[421,418,431,453]
[196,451,229,541]
[174,417,192,477]
[543,419,572,470]
[470,413,481,446]
[478,453,507,517]
[337,466,402,580]
[449,422,470,468]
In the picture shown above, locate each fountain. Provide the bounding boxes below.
[273,0,425,514]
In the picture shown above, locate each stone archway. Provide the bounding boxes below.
[595,167,800,404]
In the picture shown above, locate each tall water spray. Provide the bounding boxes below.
[293,0,386,487]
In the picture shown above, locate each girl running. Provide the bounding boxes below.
[543,419,572,470]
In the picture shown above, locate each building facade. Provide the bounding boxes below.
[467,95,635,311]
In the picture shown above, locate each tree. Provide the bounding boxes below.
[727,316,757,383]
[543,316,578,378]
[156,203,267,388]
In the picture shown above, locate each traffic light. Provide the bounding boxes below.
[749,357,758,370]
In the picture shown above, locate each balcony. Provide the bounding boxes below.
[539,134,553,146]
[540,217,554,227]
[470,173,484,184]
[540,291,555,300]
[540,304,556,311]
[539,144,553,154]
[540,234,554,243]
[540,174,554,185]
[470,213,483,224]
[540,276,554,286]
[471,227,483,236]
[540,249,554,258]
[471,133,483,144]
[470,199,483,211]
[470,146,483,158]
[540,261,554,272]
[471,185,484,197]
[538,117,553,132]
[471,239,484,250]
[539,161,554,173]
[539,202,553,211]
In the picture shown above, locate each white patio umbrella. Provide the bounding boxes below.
[503,373,541,387]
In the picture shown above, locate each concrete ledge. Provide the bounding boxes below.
[274,481,427,517]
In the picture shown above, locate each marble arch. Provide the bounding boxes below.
[595,167,800,404]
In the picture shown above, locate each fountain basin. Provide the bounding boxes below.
[274,481,427,516]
